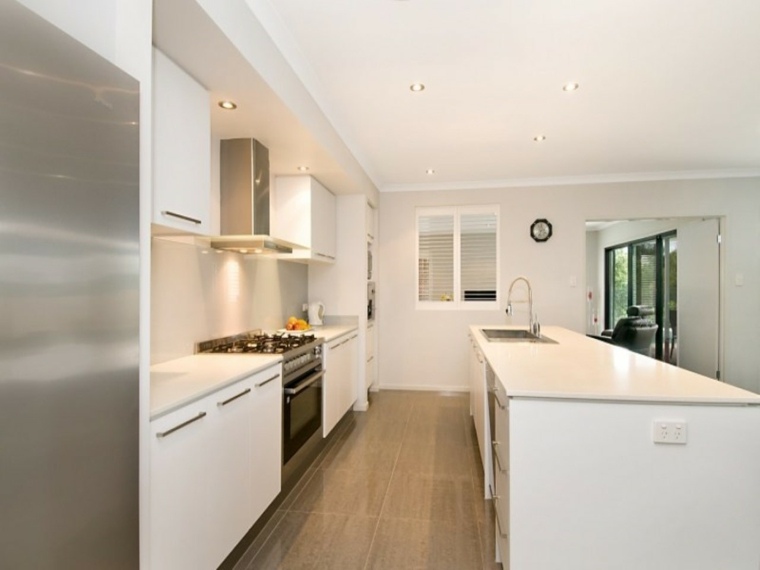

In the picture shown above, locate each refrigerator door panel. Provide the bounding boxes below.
[0,2,139,568]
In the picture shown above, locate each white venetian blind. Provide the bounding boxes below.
[418,214,454,302]
[460,212,497,302]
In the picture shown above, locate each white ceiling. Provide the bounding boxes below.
[253,0,760,191]
[158,0,760,194]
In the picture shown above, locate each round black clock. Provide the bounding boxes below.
[530,218,553,242]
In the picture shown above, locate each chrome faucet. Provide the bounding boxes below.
[506,276,540,336]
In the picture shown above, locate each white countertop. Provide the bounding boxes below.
[471,325,760,405]
[150,353,282,420]
[150,326,358,419]
[310,324,359,343]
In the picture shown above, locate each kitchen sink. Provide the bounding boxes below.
[480,328,558,344]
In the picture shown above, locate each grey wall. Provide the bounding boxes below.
[377,177,760,395]
[151,237,308,364]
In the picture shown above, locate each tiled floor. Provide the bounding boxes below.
[234,390,502,570]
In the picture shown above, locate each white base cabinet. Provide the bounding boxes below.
[469,333,491,498]
[323,331,359,436]
[150,365,281,569]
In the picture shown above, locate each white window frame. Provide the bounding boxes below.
[415,204,500,311]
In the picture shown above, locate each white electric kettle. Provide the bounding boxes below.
[307,302,325,326]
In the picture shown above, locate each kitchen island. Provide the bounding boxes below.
[470,325,760,570]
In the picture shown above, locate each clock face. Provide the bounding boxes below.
[530,219,553,242]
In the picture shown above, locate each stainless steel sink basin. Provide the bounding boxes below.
[480,328,558,344]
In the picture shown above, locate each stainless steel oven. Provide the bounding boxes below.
[282,348,324,464]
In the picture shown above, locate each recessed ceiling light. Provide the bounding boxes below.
[533,135,546,142]
[218,100,237,110]
[425,168,435,175]
[297,166,310,172]
[562,82,579,92]
[410,83,425,92]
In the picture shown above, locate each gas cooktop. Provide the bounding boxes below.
[195,330,319,355]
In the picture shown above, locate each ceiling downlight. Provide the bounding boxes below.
[533,135,546,142]
[562,82,579,92]
[409,83,425,92]
[218,100,237,110]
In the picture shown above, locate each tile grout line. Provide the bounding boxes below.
[360,401,414,570]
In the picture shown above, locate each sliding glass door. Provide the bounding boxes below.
[605,231,677,361]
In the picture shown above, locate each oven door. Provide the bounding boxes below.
[283,367,324,465]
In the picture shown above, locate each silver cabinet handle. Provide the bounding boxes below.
[492,441,507,474]
[315,252,336,260]
[217,388,251,407]
[161,210,202,225]
[492,495,509,539]
[284,369,325,395]
[491,387,506,410]
[255,374,279,388]
[156,412,206,438]
[367,355,374,363]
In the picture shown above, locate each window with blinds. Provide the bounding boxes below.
[416,206,499,309]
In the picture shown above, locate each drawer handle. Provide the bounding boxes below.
[161,210,202,225]
[255,374,279,388]
[367,355,374,363]
[491,441,507,474]
[492,495,509,539]
[315,252,336,260]
[156,412,206,438]
[491,387,506,410]
[218,388,251,407]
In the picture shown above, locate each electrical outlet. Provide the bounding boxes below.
[652,420,688,444]
[302,303,308,312]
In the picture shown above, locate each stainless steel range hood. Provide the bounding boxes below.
[210,138,295,254]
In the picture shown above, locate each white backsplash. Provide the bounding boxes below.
[151,237,308,364]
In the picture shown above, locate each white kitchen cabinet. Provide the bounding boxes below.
[152,48,211,234]
[150,397,215,569]
[366,201,376,242]
[492,377,510,568]
[249,367,282,522]
[308,194,375,411]
[469,333,491,498]
[366,323,376,391]
[323,331,359,436]
[273,175,336,262]
[150,364,281,569]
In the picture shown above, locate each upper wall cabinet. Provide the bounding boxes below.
[273,175,337,262]
[152,48,211,234]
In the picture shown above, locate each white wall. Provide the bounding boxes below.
[378,178,760,395]
[151,237,308,364]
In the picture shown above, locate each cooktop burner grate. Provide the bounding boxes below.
[195,330,318,355]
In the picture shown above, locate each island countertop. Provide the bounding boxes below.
[470,325,760,405]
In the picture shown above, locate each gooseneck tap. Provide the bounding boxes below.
[505,276,540,336]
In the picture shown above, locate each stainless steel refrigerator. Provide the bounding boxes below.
[0,2,140,568]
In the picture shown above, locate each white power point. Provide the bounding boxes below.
[302,303,308,312]
[652,420,688,444]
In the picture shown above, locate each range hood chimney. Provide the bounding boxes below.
[210,138,294,254]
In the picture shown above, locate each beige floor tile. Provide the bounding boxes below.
[318,433,401,472]
[366,517,483,570]
[381,471,478,524]
[234,391,503,570]
[246,511,376,570]
[395,438,476,479]
[289,467,392,516]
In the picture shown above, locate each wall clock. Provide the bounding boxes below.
[530,218,553,242]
